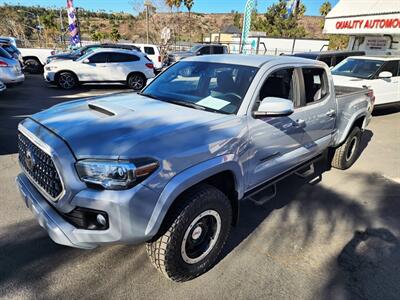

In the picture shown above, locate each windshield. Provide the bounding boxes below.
[141,61,258,114]
[332,58,384,79]
[189,45,203,52]
[75,48,94,61]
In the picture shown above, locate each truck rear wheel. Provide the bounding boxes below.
[146,184,232,282]
[24,58,42,74]
[332,126,362,170]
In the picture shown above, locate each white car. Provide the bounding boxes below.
[133,44,162,71]
[44,48,155,90]
[332,56,400,107]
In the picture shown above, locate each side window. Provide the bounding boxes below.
[144,47,155,55]
[301,68,329,104]
[256,68,296,110]
[88,53,108,63]
[199,46,211,55]
[212,46,224,54]
[108,53,139,63]
[378,60,399,77]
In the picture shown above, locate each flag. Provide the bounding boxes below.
[67,0,80,46]
[286,0,299,17]
[241,0,255,54]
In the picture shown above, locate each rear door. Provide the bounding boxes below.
[108,53,142,81]
[296,66,336,156]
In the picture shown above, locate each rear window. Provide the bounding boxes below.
[0,47,12,59]
[144,47,155,55]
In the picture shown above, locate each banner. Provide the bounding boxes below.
[286,0,299,17]
[67,0,80,46]
[240,0,255,54]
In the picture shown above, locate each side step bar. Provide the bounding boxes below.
[245,155,322,206]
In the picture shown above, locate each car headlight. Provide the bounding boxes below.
[76,159,159,190]
[45,65,58,71]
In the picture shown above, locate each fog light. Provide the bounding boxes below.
[96,214,107,226]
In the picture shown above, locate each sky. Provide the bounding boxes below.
[0,0,339,16]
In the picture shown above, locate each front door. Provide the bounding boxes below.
[79,52,110,82]
[368,60,400,105]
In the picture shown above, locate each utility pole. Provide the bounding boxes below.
[144,0,152,44]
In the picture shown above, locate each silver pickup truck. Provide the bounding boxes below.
[16,55,374,281]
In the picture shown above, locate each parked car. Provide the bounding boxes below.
[291,50,365,67]
[0,47,24,86]
[332,56,400,106]
[0,80,6,93]
[0,40,23,66]
[16,55,373,282]
[44,48,155,90]
[46,43,142,65]
[133,44,162,71]
[166,44,229,65]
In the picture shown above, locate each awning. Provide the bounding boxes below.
[323,0,400,35]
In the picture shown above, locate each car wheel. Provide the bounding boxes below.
[57,72,78,90]
[146,184,232,282]
[332,126,362,170]
[24,58,42,74]
[127,73,146,91]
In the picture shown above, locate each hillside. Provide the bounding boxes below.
[0,4,328,48]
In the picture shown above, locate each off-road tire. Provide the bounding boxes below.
[146,184,232,282]
[24,58,42,74]
[332,126,362,170]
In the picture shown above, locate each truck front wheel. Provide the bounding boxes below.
[146,184,232,282]
[332,126,362,170]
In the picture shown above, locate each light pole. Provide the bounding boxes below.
[144,0,153,44]
[17,9,44,46]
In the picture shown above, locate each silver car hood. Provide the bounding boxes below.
[31,93,235,160]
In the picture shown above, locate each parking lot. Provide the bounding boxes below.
[0,75,399,299]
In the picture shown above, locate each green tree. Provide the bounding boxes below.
[110,26,121,42]
[91,31,105,42]
[260,0,306,38]
[233,11,241,28]
[320,1,332,17]
[184,0,194,44]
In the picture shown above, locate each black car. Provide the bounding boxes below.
[291,50,366,67]
[46,43,141,64]
[166,44,229,65]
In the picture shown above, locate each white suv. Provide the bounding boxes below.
[133,44,162,71]
[44,48,155,90]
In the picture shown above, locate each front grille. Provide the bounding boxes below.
[18,133,63,200]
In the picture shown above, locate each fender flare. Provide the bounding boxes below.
[335,111,367,146]
[144,154,244,236]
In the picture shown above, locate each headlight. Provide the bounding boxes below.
[45,65,58,71]
[76,159,159,190]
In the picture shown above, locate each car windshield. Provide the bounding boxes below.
[75,49,94,61]
[141,61,258,114]
[189,45,203,52]
[331,58,384,79]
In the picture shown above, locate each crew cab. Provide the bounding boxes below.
[44,48,155,90]
[332,56,400,106]
[16,55,373,282]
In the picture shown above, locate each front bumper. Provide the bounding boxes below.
[44,71,56,83]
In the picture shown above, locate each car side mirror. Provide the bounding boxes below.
[253,97,294,117]
[196,51,201,55]
[82,58,90,64]
[378,71,392,79]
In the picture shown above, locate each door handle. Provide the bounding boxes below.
[292,119,306,128]
[326,109,336,117]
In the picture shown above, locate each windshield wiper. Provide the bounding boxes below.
[164,99,206,110]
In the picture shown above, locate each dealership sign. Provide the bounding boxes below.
[324,13,400,34]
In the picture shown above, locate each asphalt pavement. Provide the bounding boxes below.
[0,75,399,300]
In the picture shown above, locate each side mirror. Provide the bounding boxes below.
[82,58,90,64]
[253,97,294,117]
[196,51,202,55]
[378,71,392,79]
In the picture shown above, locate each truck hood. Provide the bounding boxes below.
[31,93,236,159]
[332,74,367,88]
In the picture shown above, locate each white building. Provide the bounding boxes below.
[323,0,400,55]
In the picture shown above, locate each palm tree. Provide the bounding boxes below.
[319,1,332,17]
[184,0,194,45]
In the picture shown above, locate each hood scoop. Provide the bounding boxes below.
[88,103,117,116]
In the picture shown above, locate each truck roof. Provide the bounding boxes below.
[185,54,319,67]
